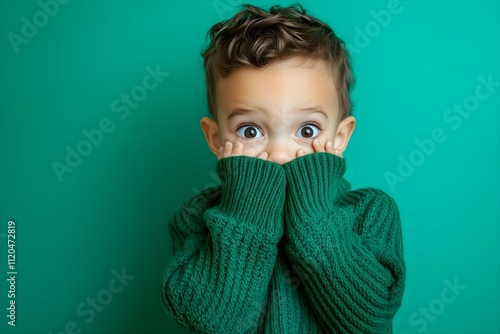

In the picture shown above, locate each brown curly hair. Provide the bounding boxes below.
[200,3,355,124]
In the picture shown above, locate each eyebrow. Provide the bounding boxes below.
[227,107,328,121]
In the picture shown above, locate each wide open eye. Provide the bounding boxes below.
[296,123,320,138]
[236,125,263,139]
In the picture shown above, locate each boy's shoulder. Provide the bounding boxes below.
[179,185,223,212]
[169,185,223,235]
[344,186,399,214]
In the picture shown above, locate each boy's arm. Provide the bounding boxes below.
[282,152,406,334]
[161,155,286,333]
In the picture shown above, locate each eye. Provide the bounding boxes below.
[296,123,321,138]
[236,125,263,139]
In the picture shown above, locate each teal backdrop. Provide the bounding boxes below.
[1,0,499,333]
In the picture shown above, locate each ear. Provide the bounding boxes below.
[200,116,222,156]
[333,116,356,155]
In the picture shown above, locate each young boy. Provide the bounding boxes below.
[161,3,406,333]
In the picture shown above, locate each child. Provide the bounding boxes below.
[161,3,406,333]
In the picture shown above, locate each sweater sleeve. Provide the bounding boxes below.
[161,155,286,333]
[281,152,406,334]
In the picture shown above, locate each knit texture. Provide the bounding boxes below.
[161,152,406,333]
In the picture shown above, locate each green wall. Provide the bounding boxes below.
[1,0,498,333]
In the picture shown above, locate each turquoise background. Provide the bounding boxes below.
[1,0,499,333]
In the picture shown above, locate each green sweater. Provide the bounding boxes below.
[161,152,406,333]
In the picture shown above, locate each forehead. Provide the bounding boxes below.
[215,57,338,116]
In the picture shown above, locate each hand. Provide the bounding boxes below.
[217,140,268,161]
[296,139,343,158]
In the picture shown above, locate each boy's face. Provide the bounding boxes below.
[201,56,355,165]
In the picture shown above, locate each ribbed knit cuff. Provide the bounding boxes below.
[282,152,351,222]
[215,155,286,233]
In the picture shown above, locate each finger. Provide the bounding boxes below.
[325,141,335,154]
[257,151,268,160]
[336,149,344,158]
[217,146,223,160]
[297,149,305,157]
[313,138,325,152]
[223,141,232,158]
[232,140,243,156]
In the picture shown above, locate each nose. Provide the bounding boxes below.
[266,139,295,165]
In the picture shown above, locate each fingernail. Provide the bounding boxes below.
[328,141,333,147]
[218,147,223,154]
[314,139,319,145]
